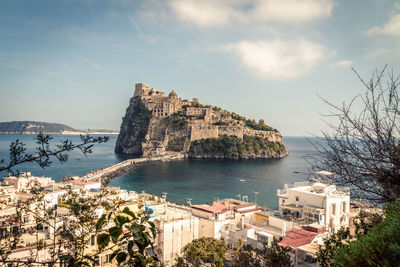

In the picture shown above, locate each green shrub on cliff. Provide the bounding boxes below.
[167,116,188,131]
[189,135,285,159]
[167,137,186,152]
[245,119,277,132]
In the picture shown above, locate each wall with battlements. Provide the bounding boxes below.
[243,128,282,143]
[189,125,282,144]
[217,126,243,140]
[189,125,218,141]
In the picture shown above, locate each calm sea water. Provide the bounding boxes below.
[0,135,315,209]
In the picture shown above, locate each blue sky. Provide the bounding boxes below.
[1,0,399,136]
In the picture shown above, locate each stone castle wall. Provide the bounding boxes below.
[189,125,218,141]
[243,128,282,143]
[190,125,282,144]
[217,126,243,140]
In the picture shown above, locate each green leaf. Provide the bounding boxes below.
[128,240,134,254]
[97,233,110,250]
[116,252,127,264]
[96,214,107,231]
[109,226,123,243]
[110,250,119,261]
[114,215,130,226]
[122,207,136,219]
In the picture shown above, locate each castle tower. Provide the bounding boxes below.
[134,83,151,97]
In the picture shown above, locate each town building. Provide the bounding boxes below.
[151,203,199,266]
[3,172,55,192]
[277,181,350,233]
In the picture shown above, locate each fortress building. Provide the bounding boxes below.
[134,83,189,117]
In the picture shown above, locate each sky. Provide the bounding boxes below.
[1,0,400,136]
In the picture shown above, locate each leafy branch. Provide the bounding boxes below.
[0,133,109,175]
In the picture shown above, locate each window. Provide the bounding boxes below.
[342,202,346,213]
[295,196,299,202]
[282,199,285,203]
[105,254,111,264]
[93,256,99,266]
[91,235,95,246]
[23,216,29,223]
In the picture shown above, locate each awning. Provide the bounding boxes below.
[281,204,303,210]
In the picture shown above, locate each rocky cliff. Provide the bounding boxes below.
[115,97,152,155]
[115,95,288,159]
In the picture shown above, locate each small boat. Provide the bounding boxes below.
[239,179,246,182]
[76,157,82,160]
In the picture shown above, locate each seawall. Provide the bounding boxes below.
[77,152,185,183]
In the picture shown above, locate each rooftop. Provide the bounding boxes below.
[192,203,229,214]
[279,227,319,249]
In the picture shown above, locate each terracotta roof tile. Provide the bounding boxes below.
[278,227,318,249]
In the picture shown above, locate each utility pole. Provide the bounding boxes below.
[252,191,259,206]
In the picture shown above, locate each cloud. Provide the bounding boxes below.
[168,0,333,28]
[169,0,240,27]
[368,14,400,37]
[252,0,333,23]
[330,60,353,69]
[221,39,328,79]
[74,54,101,69]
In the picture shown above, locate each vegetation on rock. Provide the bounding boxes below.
[245,119,277,132]
[189,135,286,159]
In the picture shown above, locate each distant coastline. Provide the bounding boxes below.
[0,121,118,135]
[0,131,119,135]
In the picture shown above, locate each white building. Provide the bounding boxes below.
[152,204,199,266]
[4,172,55,192]
[277,181,350,233]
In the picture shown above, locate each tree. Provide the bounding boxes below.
[316,228,352,267]
[0,133,109,175]
[178,237,226,267]
[95,202,158,266]
[0,133,159,266]
[233,239,261,267]
[233,239,291,267]
[260,240,291,267]
[308,66,400,204]
[331,198,400,266]
[0,133,109,265]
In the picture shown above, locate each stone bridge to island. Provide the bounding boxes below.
[77,152,185,183]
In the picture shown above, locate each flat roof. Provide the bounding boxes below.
[192,203,228,214]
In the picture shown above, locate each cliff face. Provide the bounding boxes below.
[115,97,152,155]
[116,96,288,159]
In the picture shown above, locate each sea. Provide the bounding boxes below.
[0,135,317,210]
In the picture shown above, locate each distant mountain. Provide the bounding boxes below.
[0,121,118,134]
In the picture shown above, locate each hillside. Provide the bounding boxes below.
[115,83,288,159]
[0,121,118,134]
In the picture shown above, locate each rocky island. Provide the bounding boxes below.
[115,83,288,160]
